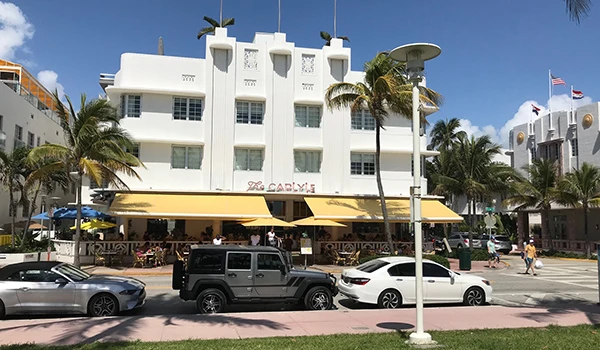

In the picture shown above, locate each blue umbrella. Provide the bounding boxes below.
[32,212,50,220]
[32,206,109,220]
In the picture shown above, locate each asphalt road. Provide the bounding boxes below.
[130,255,599,316]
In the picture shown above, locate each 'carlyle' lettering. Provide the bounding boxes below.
[247,181,316,193]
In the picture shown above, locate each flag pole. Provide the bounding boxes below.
[548,69,553,130]
[278,0,281,32]
[570,85,574,124]
[220,0,223,24]
[333,0,337,38]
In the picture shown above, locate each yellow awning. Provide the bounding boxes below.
[304,197,463,223]
[241,218,296,227]
[109,193,272,219]
[289,216,347,227]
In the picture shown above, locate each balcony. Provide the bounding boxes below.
[1,80,62,125]
[99,73,115,92]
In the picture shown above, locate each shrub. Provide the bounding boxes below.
[424,254,450,269]
[470,248,491,261]
[358,254,386,264]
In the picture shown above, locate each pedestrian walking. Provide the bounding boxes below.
[524,239,538,276]
[487,236,498,268]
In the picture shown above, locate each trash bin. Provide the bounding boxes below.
[458,248,472,271]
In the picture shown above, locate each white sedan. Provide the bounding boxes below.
[338,257,492,308]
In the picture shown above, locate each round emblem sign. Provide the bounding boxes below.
[516,132,525,145]
[582,113,593,129]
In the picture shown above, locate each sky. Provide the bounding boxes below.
[1,0,599,147]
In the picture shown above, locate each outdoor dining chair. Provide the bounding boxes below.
[331,250,346,266]
[132,250,145,268]
[347,250,361,266]
[94,252,106,266]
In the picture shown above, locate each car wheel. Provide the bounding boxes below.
[377,289,402,309]
[196,288,226,314]
[457,244,463,249]
[88,293,119,317]
[0,299,5,319]
[304,286,333,311]
[463,287,485,306]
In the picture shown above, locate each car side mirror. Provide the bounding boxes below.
[449,271,456,284]
[279,264,287,276]
[55,278,68,284]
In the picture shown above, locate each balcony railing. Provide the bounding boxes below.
[1,80,62,125]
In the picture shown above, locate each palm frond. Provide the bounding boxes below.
[203,16,220,27]
[337,36,350,42]
[565,0,592,23]
[221,17,235,27]
[320,31,332,45]
[197,27,216,39]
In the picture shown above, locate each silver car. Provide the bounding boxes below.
[0,261,145,318]
[447,233,482,249]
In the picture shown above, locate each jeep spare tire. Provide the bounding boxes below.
[304,286,333,311]
[196,288,226,314]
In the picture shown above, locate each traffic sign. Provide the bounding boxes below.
[485,207,494,212]
[484,214,496,229]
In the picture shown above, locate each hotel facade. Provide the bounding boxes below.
[80,29,460,257]
[507,102,600,252]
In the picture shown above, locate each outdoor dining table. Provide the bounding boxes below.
[338,251,352,266]
[144,252,155,267]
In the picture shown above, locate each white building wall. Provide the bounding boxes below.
[0,82,73,225]
[92,29,434,201]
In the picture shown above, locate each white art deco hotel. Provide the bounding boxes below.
[92,29,461,243]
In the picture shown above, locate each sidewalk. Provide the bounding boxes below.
[311,258,508,274]
[81,265,173,276]
[0,304,597,345]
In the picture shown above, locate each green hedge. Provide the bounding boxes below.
[448,248,492,261]
[357,254,450,269]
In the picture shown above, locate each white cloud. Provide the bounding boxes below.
[0,2,34,61]
[456,94,593,147]
[37,70,64,100]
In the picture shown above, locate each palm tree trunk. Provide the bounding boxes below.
[583,205,591,259]
[467,197,473,249]
[9,184,15,248]
[375,125,394,253]
[21,184,42,248]
[73,175,83,267]
[542,207,553,251]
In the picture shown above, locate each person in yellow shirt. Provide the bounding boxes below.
[524,240,537,276]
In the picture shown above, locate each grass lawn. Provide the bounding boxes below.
[1,325,598,350]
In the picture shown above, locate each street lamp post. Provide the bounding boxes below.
[48,197,60,261]
[389,43,441,345]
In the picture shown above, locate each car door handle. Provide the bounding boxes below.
[396,278,403,281]
[18,287,29,291]
[427,280,435,283]
[228,273,237,278]
[256,273,264,278]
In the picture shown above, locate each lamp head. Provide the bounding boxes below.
[388,43,441,80]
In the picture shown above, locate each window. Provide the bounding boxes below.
[293,201,313,220]
[352,222,382,234]
[356,260,389,273]
[171,146,202,169]
[351,153,375,175]
[257,253,284,270]
[234,148,263,171]
[267,201,286,217]
[351,110,376,130]
[120,95,141,118]
[189,250,225,274]
[236,101,264,124]
[173,97,203,121]
[227,253,252,270]
[15,125,23,140]
[27,132,34,148]
[294,150,321,173]
[294,105,321,128]
[530,147,537,161]
[6,269,60,282]
[570,138,579,157]
[388,263,416,277]
[0,114,3,131]
[126,143,140,158]
[423,263,450,278]
[36,136,40,147]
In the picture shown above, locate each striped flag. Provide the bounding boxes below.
[532,104,541,115]
[572,89,584,100]
[551,74,566,86]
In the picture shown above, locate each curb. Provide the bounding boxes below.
[554,257,598,263]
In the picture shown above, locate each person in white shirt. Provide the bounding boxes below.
[212,234,226,245]
[267,228,276,246]
[250,232,261,246]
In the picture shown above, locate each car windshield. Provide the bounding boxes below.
[495,236,510,241]
[53,263,91,282]
[356,260,390,273]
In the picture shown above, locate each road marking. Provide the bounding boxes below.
[524,293,546,305]
[492,297,525,306]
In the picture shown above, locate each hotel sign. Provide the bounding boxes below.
[247,181,316,193]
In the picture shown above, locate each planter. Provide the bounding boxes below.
[0,252,58,266]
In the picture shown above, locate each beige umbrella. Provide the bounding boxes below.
[28,223,48,230]
[241,217,296,227]
[289,216,346,227]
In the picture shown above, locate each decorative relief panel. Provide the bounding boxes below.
[301,54,315,75]
[181,74,195,82]
[516,132,525,145]
[582,113,593,129]
[244,79,257,87]
[302,83,314,91]
[243,49,259,71]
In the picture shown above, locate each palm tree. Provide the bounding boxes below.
[320,31,350,46]
[20,157,69,248]
[325,52,442,252]
[565,0,592,23]
[197,16,235,39]
[429,118,466,152]
[557,162,600,258]
[0,147,29,247]
[436,134,508,248]
[504,159,562,251]
[29,91,143,267]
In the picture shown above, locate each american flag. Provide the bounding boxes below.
[551,74,566,86]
